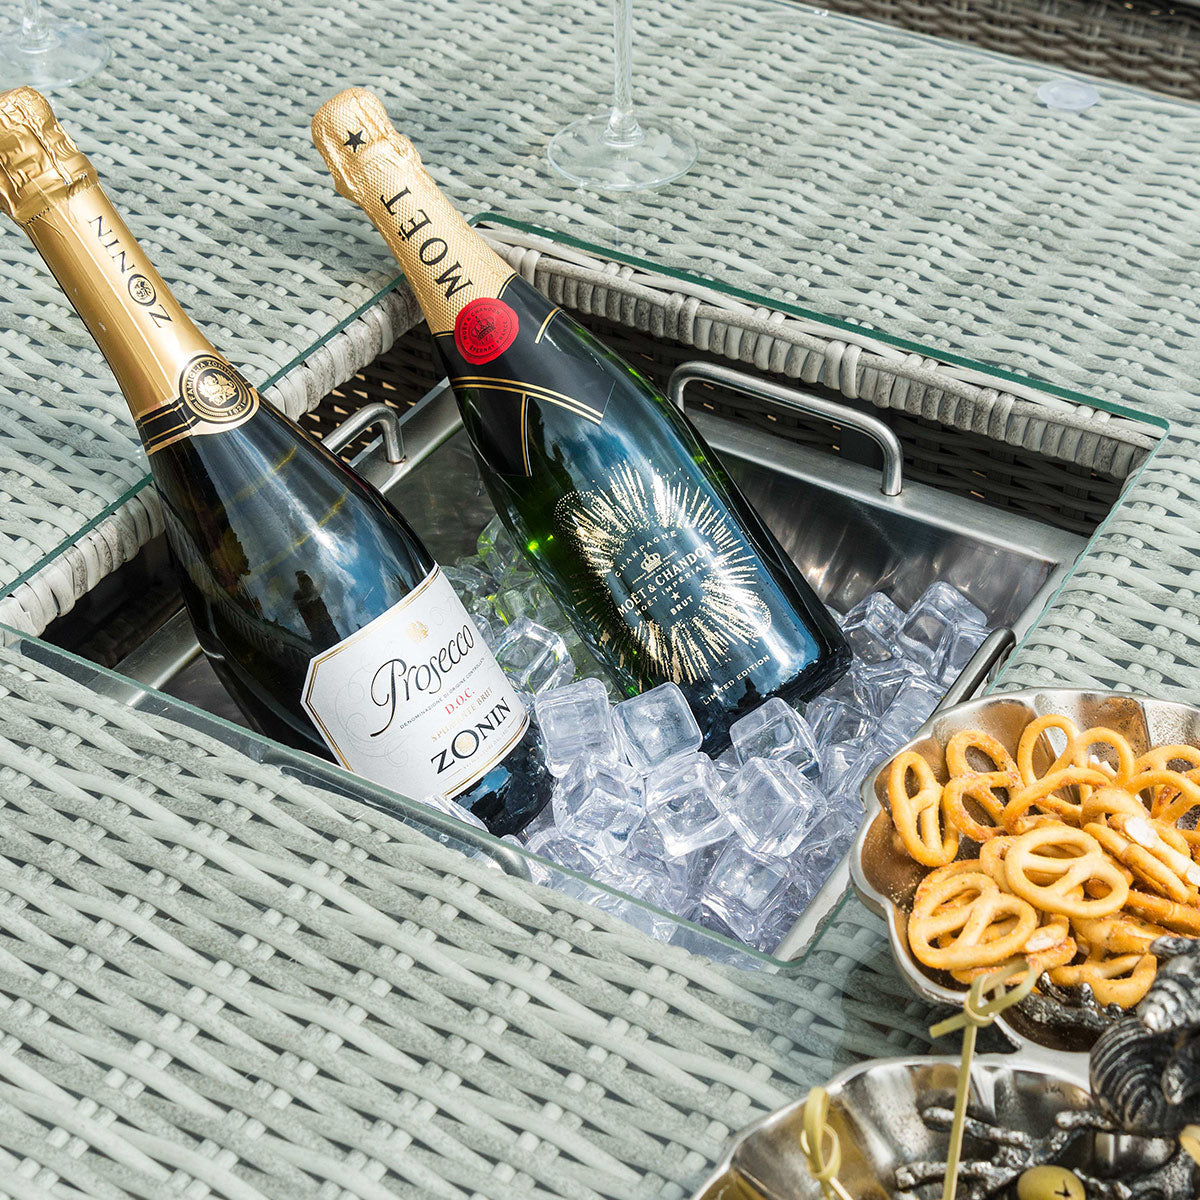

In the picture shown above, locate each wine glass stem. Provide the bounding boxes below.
[605,0,643,146]
[20,0,55,52]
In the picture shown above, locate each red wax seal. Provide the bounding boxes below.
[454,297,519,364]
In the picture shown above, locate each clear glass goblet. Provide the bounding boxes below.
[1,0,110,91]
[548,0,696,191]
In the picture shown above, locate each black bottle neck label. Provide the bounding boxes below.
[435,282,614,478]
[135,353,260,454]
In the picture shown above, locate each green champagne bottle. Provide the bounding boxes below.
[312,88,850,747]
[0,87,550,834]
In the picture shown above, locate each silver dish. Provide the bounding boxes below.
[690,1054,1176,1200]
[850,687,1200,1072]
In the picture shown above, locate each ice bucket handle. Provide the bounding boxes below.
[668,361,904,497]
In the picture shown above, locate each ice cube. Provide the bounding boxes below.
[840,591,905,665]
[533,678,616,775]
[851,657,920,720]
[443,558,496,603]
[932,621,989,686]
[495,579,558,628]
[729,697,819,777]
[492,618,575,694]
[718,758,822,857]
[878,674,943,740]
[476,516,522,578]
[552,752,645,858]
[645,752,733,855]
[521,827,600,898]
[414,791,488,830]
[693,904,741,943]
[590,850,673,913]
[713,747,741,787]
[820,737,872,801]
[588,890,680,940]
[523,826,598,874]
[466,605,501,650]
[896,582,987,671]
[607,821,704,916]
[750,887,804,953]
[804,696,872,747]
[612,682,702,772]
[492,563,537,598]
[703,841,791,940]
[518,797,557,840]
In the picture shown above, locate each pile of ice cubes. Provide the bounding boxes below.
[426,517,990,954]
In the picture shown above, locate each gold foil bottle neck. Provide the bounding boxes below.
[311,87,514,334]
[311,88,423,202]
[0,87,96,224]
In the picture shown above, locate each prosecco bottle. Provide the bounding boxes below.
[312,88,850,746]
[0,87,550,834]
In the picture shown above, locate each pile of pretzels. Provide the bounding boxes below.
[886,714,1200,1008]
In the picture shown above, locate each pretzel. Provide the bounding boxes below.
[885,714,1200,1008]
[1049,950,1157,1008]
[1134,743,1200,776]
[1088,815,1200,903]
[1178,827,1200,861]
[945,729,1019,779]
[1145,819,1193,857]
[950,939,1076,985]
[887,752,958,867]
[1072,913,1171,956]
[978,835,1014,888]
[1079,784,1150,827]
[1004,825,1129,918]
[942,770,1021,842]
[948,914,1075,984]
[908,868,1039,971]
[1016,713,1079,786]
[1127,768,1200,826]
[1066,726,1137,787]
[1125,888,1200,935]
[1001,766,1113,829]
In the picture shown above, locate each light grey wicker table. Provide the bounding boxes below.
[1,0,1200,1195]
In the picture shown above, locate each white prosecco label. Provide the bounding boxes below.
[301,566,527,800]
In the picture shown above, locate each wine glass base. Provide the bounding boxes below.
[0,21,110,90]
[548,115,697,191]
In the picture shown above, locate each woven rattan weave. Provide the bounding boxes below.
[824,0,1200,101]
[3,0,1198,648]
[3,0,1200,1193]
[0,637,944,1199]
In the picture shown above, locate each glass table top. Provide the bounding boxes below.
[3,0,1200,603]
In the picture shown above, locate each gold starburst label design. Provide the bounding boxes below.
[556,464,772,685]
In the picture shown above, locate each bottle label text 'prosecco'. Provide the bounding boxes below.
[302,567,529,799]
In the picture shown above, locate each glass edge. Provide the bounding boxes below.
[1,276,410,606]
[755,0,1200,110]
[256,275,406,393]
[474,212,1169,430]
[2,474,155,601]
[994,426,1171,690]
[0,618,788,969]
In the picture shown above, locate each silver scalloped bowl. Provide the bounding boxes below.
[690,1055,1176,1200]
[850,687,1200,1061]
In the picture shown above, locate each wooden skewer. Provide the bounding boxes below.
[928,960,1038,1200]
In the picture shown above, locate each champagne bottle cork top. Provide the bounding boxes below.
[311,87,421,200]
[0,87,96,224]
